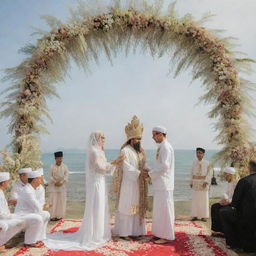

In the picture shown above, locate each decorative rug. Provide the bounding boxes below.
[8,219,237,256]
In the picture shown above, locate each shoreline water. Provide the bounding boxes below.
[42,149,226,202]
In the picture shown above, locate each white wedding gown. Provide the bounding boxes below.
[45,133,115,251]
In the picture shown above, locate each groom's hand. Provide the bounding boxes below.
[141,170,149,178]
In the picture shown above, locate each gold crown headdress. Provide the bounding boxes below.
[125,116,144,141]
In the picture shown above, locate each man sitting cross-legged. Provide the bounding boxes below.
[15,170,50,244]
[0,172,44,249]
[219,160,256,252]
[9,168,32,206]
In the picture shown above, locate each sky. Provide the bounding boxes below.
[0,0,256,152]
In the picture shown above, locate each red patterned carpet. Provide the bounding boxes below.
[11,219,237,256]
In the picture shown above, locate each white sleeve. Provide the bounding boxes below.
[92,150,115,175]
[63,165,69,182]
[122,160,140,181]
[49,166,57,184]
[10,184,18,200]
[26,191,42,213]
[204,163,213,184]
[36,187,45,210]
[149,147,171,180]
[0,195,12,219]
[190,162,194,186]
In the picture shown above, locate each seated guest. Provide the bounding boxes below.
[211,167,237,237]
[0,221,7,252]
[0,172,44,248]
[35,168,51,210]
[219,160,256,252]
[9,168,32,205]
[15,170,50,243]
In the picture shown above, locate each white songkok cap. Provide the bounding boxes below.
[35,168,44,176]
[18,168,32,174]
[223,167,236,175]
[0,172,10,183]
[152,126,167,134]
[28,170,42,179]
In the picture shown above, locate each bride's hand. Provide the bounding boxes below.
[111,154,125,165]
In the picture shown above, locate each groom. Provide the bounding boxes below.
[144,126,175,244]
[113,116,148,240]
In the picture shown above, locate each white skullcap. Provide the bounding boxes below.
[28,170,41,179]
[18,168,32,174]
[223,167,236,175]
[152,126,167,134]
[0,172,10,183]
[35,168,44,176]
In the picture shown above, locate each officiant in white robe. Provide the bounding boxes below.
[48,151,69,221]
[0,172,44,247]
[190,147,212,221]
[146,126,175,244]
[15,170,50,242]
[112,116,148,239]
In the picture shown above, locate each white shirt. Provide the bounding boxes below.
[35,184,45,210]
[190,159,212,191]
[223,180,237,202]
[10,180,26,200]
[48,163,69,192]
[149,140,175,191]
[0,190,25,231]
[0,190,12,219]
[15,184,42,214]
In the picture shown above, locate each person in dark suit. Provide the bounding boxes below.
[219,159,256,252]
[211,167,237,237]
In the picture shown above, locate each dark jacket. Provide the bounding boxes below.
[231,172,256,220]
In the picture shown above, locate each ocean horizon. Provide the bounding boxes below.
[42,149,225,202]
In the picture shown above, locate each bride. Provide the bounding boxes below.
[45,131,124,250]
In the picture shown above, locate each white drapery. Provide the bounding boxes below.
[45,131,115,251]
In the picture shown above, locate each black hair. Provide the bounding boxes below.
[249,160,256,172]
[196,147,205,153]
[28,178,34,183]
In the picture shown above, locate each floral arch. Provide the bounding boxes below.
[0,1,255,177]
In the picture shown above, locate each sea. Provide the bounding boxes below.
[41,149,225,202]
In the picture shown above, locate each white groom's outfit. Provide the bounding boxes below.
[15,182,50,241]
[149,138,175,240]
